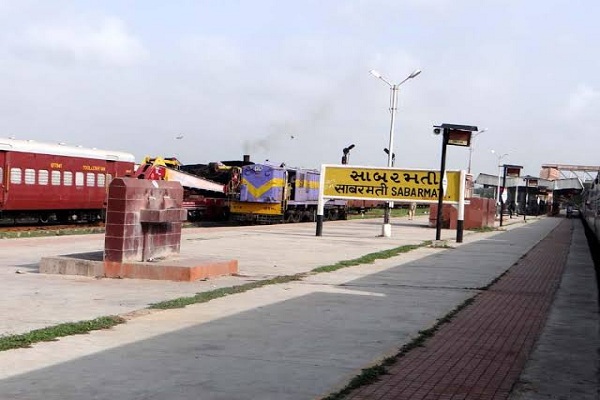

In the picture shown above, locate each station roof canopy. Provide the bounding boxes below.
[475,173,583,191]
[475,173,552,189]
[540,164,600,182]
[553,177,584,191]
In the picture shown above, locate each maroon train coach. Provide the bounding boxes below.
[0,137,135,224]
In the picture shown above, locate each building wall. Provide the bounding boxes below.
[429,197,496,230]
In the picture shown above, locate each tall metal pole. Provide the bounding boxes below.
[456,169,466,243]
[315,165,326,236]
[467,129,486,175]
[382,85,398,236]
[493,152,508,217]
[370,69,421,238]
[523,178,528,221]
[435,129,448,241]
[468,146,474,175]
[495,166,502,217]
[500,165,507,227]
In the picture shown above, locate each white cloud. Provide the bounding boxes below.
[177,35,242,70]
[0,1,597,177]
[564,84,600,118]
[16,16,146,66]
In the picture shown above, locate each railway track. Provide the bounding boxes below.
[0,223,105,237]
[0,221,231,238]
[0,215,358,238]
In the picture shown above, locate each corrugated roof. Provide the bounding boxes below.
[475,173,552,188]
[553,178,583,190]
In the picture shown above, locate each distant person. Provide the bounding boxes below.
[508,202,515,218]
[408,202,417,220]
[566,204,574,218]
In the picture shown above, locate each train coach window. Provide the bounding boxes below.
[86,173,95,187]
[38,170,49,185]
[0,167,3,183]
[75,172,84,186]
[97,173,105,187]
[63,171,73,186]
[25,169,35,185]
[51,170,61,185]
[10,168,21,184]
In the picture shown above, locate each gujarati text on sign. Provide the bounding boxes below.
[322,166,461,203]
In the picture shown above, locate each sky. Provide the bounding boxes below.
[1,0,598,177]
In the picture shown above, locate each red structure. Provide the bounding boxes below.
[39,177,238,281]
[104,178,187,263]
[429,197,496,230]
[0,137,134,224]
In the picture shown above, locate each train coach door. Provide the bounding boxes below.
[105,160,116,189]
[0,151,5,207]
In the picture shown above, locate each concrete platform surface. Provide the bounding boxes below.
[0,214,596,400]
[0,215,463,336]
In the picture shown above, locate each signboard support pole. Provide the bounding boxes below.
[456,170,466,243]
[500,166,507,227]
[524,182,528,222]
[316,165,326,236]
[435,129,448,240]
[316,214,323,236]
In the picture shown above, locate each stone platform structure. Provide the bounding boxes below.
[39,251,238,282]
[39,177,238,281]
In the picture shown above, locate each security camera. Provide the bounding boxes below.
[433,127,443,135]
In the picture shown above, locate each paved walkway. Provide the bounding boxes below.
[345,220,573,400]
[0,215,597,399]
[509,219,599,400]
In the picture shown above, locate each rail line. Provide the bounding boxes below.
[0,223,104,234]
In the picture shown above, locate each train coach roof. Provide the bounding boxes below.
[0,137,136,162]
[245,162,319,173]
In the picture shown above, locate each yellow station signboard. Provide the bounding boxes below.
[322,166,461,203]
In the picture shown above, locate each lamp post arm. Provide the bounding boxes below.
[378,76,392,87]
[397,76,411,86]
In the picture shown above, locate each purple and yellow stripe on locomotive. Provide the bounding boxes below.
[239,164,286,203]
[291,170,320,202]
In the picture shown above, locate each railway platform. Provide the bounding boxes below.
[0,214,597,399]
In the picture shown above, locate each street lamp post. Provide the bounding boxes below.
[467,128,487,175]
[491,150,508,217]
[499,164,523,227]
[432,124,478,242]
[369,68,421,237]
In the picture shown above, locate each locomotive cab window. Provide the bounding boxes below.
[24,169,35,185]
[10,168,22,184]
[38,170,49,185]
[51,170,61,186]
[63,171,73,186]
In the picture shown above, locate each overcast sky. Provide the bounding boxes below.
[1,0,598,177]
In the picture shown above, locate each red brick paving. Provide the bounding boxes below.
[345,220,572,400]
